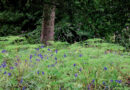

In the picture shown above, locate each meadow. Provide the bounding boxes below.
[0,36,129,90]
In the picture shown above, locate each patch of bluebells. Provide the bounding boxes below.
[38,54,43,59]
[115,80,122,83]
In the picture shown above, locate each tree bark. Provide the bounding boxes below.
[41,2,56,45]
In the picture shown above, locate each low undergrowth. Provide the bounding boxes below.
[0,36,129,90]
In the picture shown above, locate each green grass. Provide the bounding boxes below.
[0,36,129,90]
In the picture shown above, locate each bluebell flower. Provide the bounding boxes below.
[55,61,57,64]
[36,58,39,61]
[75,73,78,77]
[110,80,113,82]
[73,64,76,67]
[36,48,39,51]
[48,49,50,51]
[55,57,57,60]
[10,67,14,70]
[41,45,44,48]
[23,87,25,90]
[103,81,105,85]
[30,55,32,60]
[38,54,43,59]
[118,80,122,83]
[92,79,95,83]
[48,65,50,67]
[79,68,82,72]
[8,73,11,76]
[55,50,58,54]
[20,78,23,83]
[1,50,6,53]
[4,71,6,74]
[25,60,27,63]
[51,64,55,67]
[15,63,18,66]
[79,54,82,57]
[104,67,107,70]
[37,71,40,75]
[42,72,44,75]
[64,54,66,57]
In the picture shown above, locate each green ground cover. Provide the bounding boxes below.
[0,36,129,90]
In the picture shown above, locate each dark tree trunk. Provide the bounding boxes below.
[41,2,56,45]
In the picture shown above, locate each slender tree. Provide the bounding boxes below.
[41,0,56,45]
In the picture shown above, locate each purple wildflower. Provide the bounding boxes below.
[4,71,6,74]
[20,78,23,83]
[104,67,107,70]
[1,50,6,53]
[10,67,14,70]
[55,50,58,54]
[23,87,25,90]
[55,61,57,64]
[8,73,11,76]
[36,59,39,61]
[30,55,32,60]
[79,54,82,57]
[51,64,55,67]
[92,79,95,83]
[15,63,18,66]
[103,81,105,85]
[42,72,44,75]
[110,80,113,82]
[48,49,50,51]
[36,48,39,51]
[55,57,57,60]
[75,73,78,77]
[79,68,82,72]
[73,64,76,67]
[37,71,40,75]
[118,80,122,83]
[64,54,66,57]
[25,60,27,63]
[41,45,44,48]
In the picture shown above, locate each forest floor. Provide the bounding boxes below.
[0,36,130,90]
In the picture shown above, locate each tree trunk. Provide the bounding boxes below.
[41,2,56,45]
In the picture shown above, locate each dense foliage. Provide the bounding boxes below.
[0,0,129,48]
